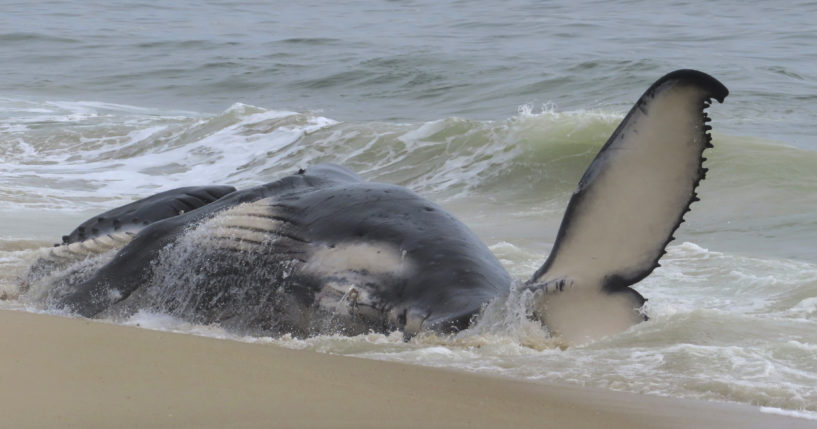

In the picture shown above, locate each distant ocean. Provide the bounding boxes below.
[1,0,815,418]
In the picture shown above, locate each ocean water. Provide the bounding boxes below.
[2,0,816,418]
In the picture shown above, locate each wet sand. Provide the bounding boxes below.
[0,309,811,429]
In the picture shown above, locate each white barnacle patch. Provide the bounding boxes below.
[314,280,379,318]
[107,288,123,301]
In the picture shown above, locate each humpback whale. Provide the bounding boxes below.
[26,70,728,342]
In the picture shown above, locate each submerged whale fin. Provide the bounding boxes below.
[61,185,236,245]
[529,70,728,341]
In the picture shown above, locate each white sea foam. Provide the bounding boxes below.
[122,310,236,340]
[0,101,340,210]
[759,407,817,421]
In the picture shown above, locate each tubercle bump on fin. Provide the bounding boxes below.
[658,92,719,262]
[679,97,716,220]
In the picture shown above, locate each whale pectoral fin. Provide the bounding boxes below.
[61,185,236,244]
[529,277,647,343]
[26,186,236,289]
[529,70,728,341]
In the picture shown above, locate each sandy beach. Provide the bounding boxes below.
[0,309,810,429]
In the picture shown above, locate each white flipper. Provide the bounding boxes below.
[530,70,728,341]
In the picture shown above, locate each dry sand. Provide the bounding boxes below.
[0,309,811,429]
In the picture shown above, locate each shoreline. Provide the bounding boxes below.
[0,309,812,429]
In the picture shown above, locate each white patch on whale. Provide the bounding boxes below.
[306,242,414,318]
[304,242,413,277]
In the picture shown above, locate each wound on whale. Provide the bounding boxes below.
[24,70,728,343]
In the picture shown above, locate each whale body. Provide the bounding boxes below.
[26,70,728,342]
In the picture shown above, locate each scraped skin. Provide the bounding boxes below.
[27,70,727,342]
[529,69,728,342]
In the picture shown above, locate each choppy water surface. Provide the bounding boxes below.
[1,0,816,419]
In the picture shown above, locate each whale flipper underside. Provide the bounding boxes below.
[529,70,728,341]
